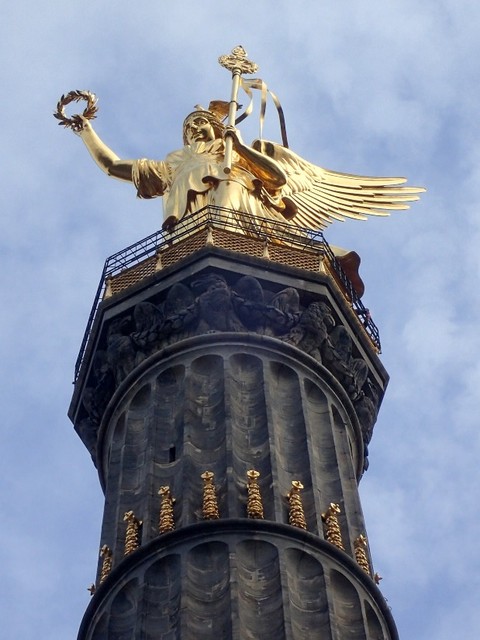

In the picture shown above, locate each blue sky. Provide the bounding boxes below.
[1,1,479,638]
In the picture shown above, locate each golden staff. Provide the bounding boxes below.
[218,46,258,174]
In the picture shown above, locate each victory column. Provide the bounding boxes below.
[58,47,423,639]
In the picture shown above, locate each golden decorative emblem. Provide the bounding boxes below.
[201,471,220,520]
[158,486,176,534]
[218,45,258,75]
[322,503,345,550]
[99,544,113,584]
[123,510,142,556]
[354,534,372,576]
[54,90,98,131]
[287,480,307,530]
[246,470,264,519]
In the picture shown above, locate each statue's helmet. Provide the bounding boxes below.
[182,102,228,145]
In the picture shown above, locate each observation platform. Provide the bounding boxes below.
[74,206,380,383]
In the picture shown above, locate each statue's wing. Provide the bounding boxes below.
[252,140,424,230]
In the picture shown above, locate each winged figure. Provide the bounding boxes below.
[71,102,423,234]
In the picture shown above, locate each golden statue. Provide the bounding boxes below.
[56,47,423,235]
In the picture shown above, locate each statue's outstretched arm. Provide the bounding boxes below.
[76,117,133,182]
[227,128,287,190]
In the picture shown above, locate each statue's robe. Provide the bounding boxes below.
[132,139,364,295]
[132,139,285,228]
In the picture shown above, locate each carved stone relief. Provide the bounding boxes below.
[78,272,381,467]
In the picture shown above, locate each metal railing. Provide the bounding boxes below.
[74,207,380,380]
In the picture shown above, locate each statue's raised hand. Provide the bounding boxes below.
[72,115,92,136]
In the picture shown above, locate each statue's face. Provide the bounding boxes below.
[184,115,216,144]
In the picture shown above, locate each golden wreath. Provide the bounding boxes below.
[54,90,98,131]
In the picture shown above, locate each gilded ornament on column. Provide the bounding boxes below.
[123,510,142,556]
[321,503,345,550]
[246,470,264,519]
[99,544,113,584]
[354,533,372,576]
[287,480,307,530]
[158,486,175,534]
[201,471,220,520]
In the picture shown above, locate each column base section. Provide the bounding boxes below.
[79,520,397,640]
